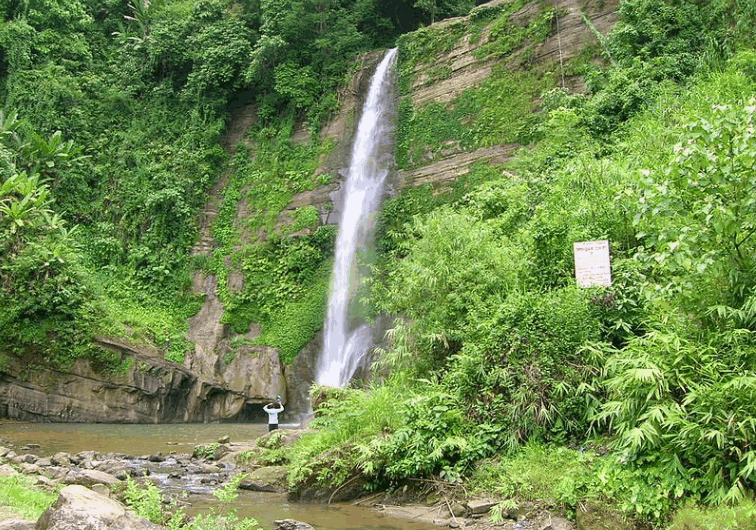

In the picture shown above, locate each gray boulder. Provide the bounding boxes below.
[35,485,164,530]
[62,469,120,488]
[274,520,315,530]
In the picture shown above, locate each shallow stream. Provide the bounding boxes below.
[0,422,439,530]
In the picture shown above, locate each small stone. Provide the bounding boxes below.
[449,502,466,518]
[467,499,497,515]
[35,476,55,488]
[148,454,165,463]
[217,435,230,444]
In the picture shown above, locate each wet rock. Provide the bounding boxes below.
[21,443,40,451]
[194,463,224,474]
[115,470,130,481]
[238,480,276,492]
[148,453,165,463]
[36,485,164,530]
[274,519,316,530]
[21,454,37,464]
[237,466,288,493]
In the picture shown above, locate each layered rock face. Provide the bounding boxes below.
[0,338,194,423]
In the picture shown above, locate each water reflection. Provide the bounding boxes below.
[0,422,268,455]
[189,491,440,530]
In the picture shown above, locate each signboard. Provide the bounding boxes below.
[574,240,612,287]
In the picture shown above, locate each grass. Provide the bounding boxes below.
[0,475,57,520]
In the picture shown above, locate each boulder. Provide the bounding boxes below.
[237,466,288,493]
[274,519,315,530]
[62,469,120,488]
[0,463,18,476]
[35,485,164,530]
[19,463,41,475]
[51,454,71,467]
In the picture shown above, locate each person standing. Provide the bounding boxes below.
[263,395,284,432]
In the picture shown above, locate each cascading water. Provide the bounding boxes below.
[316,48,398,388]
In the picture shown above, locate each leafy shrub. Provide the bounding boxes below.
[595,327,756,504]
[445,288,605,449]
[125,477,166,525]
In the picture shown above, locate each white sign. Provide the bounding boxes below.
[574,240,612,287]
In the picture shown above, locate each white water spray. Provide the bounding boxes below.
[316,48,398,388]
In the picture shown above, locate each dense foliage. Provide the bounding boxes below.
[4,0,756,527]
[285,1,756,527]
[0,0,479,365]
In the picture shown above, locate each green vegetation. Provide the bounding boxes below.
[0,474,57,520]
[0,0,478,368]
[4,0,756,528]
[124,475,259,530]
[285,1,756,529]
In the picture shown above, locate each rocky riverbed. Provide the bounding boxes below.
[0,430,623,530]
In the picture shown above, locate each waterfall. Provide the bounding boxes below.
[316,48,398,388]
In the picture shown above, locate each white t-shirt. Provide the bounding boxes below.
[263,403,284,424]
